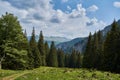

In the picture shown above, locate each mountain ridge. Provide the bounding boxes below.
[56,19,120,53]
[27,36,71,46]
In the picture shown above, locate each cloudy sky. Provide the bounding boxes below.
[0,0,120,39]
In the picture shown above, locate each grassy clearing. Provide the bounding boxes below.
[0,70,19,78]
[2,71,31,80]
[15,67,120,80]
[0,69,21,79]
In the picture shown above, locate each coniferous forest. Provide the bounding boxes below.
[0,13,120,74]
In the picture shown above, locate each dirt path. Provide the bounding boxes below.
[1,71,31,80]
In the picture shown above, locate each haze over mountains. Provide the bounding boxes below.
[27,36,70,46]
[27,19,120,53]
[56,19,120,53]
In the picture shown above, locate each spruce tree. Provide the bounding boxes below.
[29,27,41,68]
[76,52,81,68]
[44,41,49,66]
[0,13,29,70]
[103,20,120,72]
[48,41,58,67]
[92,32,101,69]
[97,30,103,69]
[82,33,93,68]
[57,49,65,67]
[69,50,77,68]
[64,54,70,67]
[38,31,46,66]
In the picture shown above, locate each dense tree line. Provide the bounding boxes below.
[83,20,120,73]
[0,13,82,70]
[0,13,120,73]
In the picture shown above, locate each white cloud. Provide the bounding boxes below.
[0,0,106,39]
[69,4,86,18]
[0,1,28,20]
[67,6,71,10]
[87,5,99,12]
[113,2,120,8]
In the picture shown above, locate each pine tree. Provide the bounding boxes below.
[57,49,65,67]
[92,32,100,69]
[76,52,81,68]
[69,50,77,68]
[24,29,27,39]
[48,41,58,67]
[82,33,93,68]
[44,41,49,66]
[0,13,29,70]
[29,27,41,68]
[97,30,104,69]
[64,54,70,67]
[103,20,120,72]
[38,31,46,66]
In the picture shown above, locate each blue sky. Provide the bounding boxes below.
[0,0,120,39]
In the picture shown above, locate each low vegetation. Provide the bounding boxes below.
[0,69,20,79]
[1,67,119,80]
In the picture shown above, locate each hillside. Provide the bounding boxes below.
[56,19,120,53]
[0,67,120,80]
[56,37,87,53]
[27,36,70,46]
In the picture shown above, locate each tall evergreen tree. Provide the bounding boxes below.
[82,33,93,68]
[29,27,41,68]
[0,13,29,70]
[76,52,81,68]
[97,30,103,50]
[24,29,27,39]
[92,32,99,68]
[44,41,49,66]
[69,50,77,68]
[23,29,33,69]
[57,49,65,67]
[64,54,70,67]
[103,20,120,72]
[97,30,104,69]
[48,41,58,67]
[38,31,46,66]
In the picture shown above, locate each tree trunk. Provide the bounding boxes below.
[0,62,1,70]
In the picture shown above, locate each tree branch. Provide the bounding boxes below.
[0,53,5,63]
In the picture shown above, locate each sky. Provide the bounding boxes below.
[0,0,120,39]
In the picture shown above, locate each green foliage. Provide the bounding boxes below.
[82,33,93,68]
[64,54,70,67]
[0,13,29,70]
[44,41,49,66]
[29,27,41,68]
[69,50,77,68]
[103,20,120,73]
[76,52,81,68]
[48,41,58,67]
[38,31,46,66]
[57,49,65,67]
[91,32,99,68]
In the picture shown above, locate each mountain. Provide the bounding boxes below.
[44,36,70,46]
[102,19,120,36]
[56,37,87,53]
[56,19,120,53]
[27,36,70,46]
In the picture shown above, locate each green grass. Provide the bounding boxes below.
[0,67,120,80]
[0,69,21,79]
[15,67,120,80]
